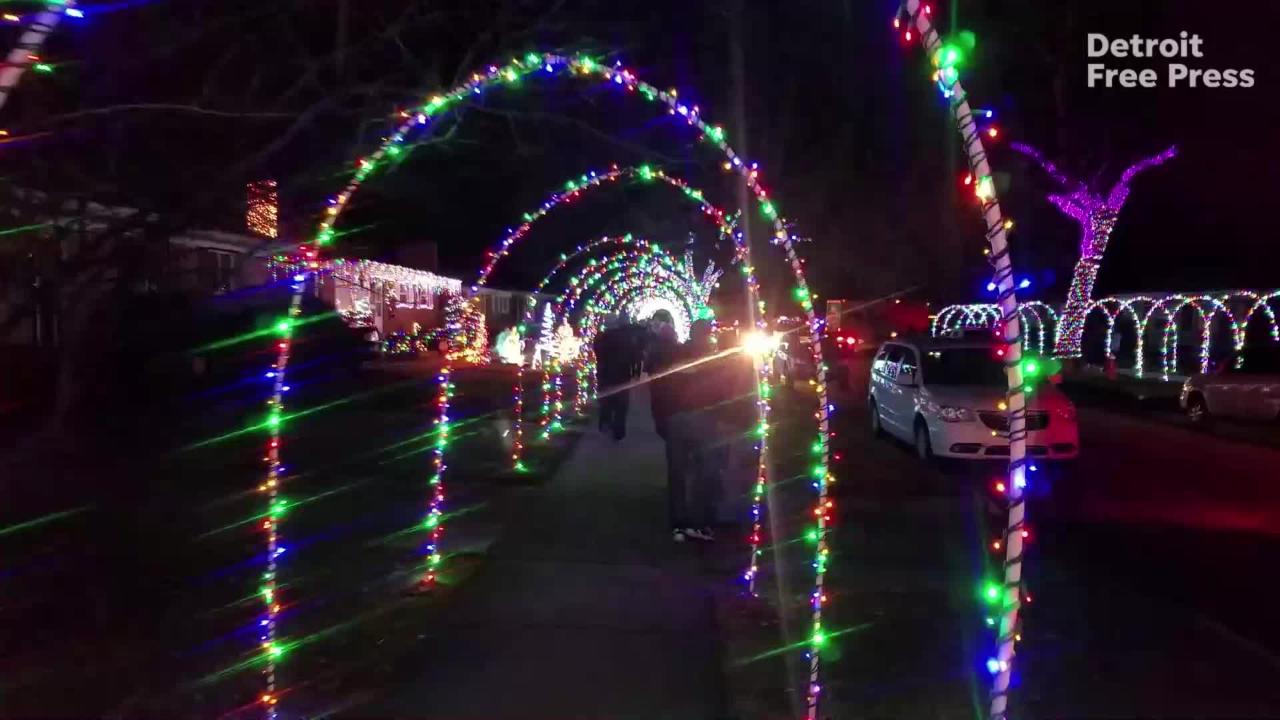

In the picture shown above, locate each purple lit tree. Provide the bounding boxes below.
[1013,142,1178,357]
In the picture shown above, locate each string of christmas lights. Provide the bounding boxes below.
[896,3,1029,717]
[421,367,453,587]
[255,273,305,716]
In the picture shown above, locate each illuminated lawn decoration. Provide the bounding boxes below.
[1013,142,1177,358]
[444,294,489,364]
[303,50,831,718]
[247,180,280,238]
[940,290,1280,379]
[934,301,1056,353]
[897,3,1030,717]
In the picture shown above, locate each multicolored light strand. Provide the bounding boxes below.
[422,367,453,586]
[255,274,304,716]
[897,3,1029,716]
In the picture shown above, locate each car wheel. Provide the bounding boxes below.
[869,399,884,438]
[1186,393,1210,425]
[913,417,933,461]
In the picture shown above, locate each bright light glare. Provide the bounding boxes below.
[743,330,782,357]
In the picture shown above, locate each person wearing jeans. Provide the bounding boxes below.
[592,316,637,441]
[662,319,755,542]
[665,409,725,541]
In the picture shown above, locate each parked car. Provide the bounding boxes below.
[1181,346,1280,423]
[867,337,1079,461]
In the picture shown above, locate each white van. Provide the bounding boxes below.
[868,337,1079,461]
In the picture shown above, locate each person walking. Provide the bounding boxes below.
[661,319,754,542]
[592,316,637,441]
[645,311,681,441]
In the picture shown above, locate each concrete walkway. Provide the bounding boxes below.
[360,387,728,719]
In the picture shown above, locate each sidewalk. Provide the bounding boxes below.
[353,387,729,719]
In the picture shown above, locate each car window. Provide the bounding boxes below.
[899,347,919,378]
[921,347,1006,386]
[881,346,904,378]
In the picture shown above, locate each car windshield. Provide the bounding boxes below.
[922,348,1006,386]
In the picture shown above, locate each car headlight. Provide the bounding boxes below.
[926,401,975,422]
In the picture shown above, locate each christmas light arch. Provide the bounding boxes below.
[1083,294,1236,379]
[481,156,795,657]
[473,164,739,292]
[537,238,772,603]
[523,246,706,441]
[268,49,838,720]
[484,164,748,475]
[573,271,701,341]
[942,291,1280,385]
[534,234,655,291]
[933,302,1053,352]
[557,247,717,328]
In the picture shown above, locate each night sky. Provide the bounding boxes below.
[7,0,1279,308]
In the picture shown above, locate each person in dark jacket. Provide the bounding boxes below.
[645,311,681,440]
[663,318,755,542]
[591,316,639,440]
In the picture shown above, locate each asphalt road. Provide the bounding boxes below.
[812,355,1280,719]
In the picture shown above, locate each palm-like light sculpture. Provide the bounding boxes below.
[1013,142,1177,357]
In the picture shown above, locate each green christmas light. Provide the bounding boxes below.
[982,581,1001,604]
